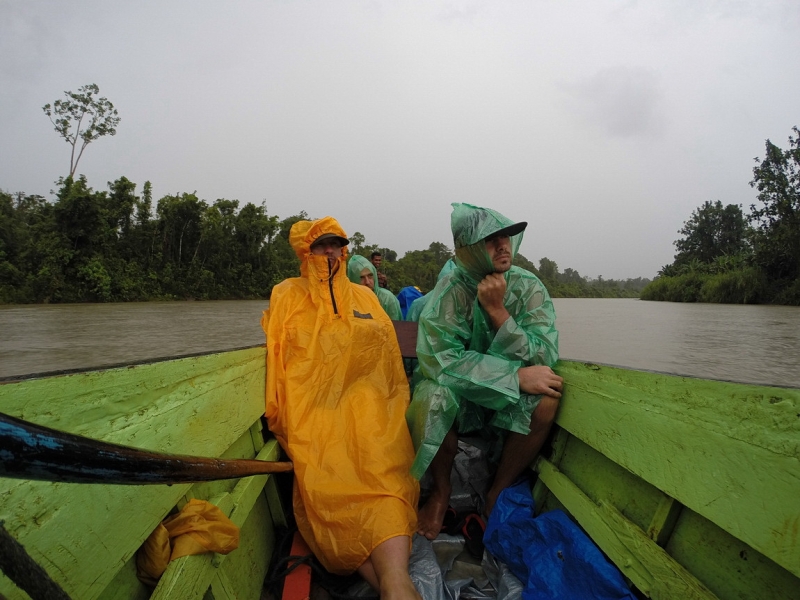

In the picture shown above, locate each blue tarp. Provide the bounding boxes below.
[484,481,636,600]
[397,286,424,319]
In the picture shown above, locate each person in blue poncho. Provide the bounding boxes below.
[406,203,564,540]
[397,286,424,320]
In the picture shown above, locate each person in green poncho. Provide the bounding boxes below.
[347,254,403,320]
[406,203,564,540]
[405,259,456,322]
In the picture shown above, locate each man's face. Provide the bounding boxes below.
[484,233,512,272]
[311,239,343,266]
[371,255,382,269]
[359,268,375,288]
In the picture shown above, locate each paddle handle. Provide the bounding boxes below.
[0,412,293,485]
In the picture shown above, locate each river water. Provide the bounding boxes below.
[1,298,798,388]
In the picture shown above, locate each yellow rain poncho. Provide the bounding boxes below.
[261,216,419,574]
[406,203,559,479]
[136,499,239,586]
[346,255,403,320]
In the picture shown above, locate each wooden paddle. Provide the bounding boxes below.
[0,412,293,485]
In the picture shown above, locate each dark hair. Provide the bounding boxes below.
[370,251,382,259]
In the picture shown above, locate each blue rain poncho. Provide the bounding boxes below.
[397,286,424,320]
[406,204,559,478]
[347,255,402,320]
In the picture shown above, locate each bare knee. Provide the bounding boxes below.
[534,395,560,425]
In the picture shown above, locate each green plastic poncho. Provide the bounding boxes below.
[405,259,457,322]
[347,255,402,320]
[406,203,559,479]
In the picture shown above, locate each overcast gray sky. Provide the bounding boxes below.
[2,0,798,279]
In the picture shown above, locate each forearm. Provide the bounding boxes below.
[485,305,510,330]
[488,316,559,366]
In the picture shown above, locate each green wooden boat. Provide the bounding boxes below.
[0,342,798,599]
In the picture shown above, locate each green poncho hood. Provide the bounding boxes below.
[451,203,526,282]
[347,254,402,320]
[347,255,379,293]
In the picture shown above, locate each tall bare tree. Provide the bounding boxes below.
[43,84,121,178]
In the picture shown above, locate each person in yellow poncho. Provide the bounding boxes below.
[262,216,421,599]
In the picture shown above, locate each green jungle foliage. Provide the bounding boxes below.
[352,244,647,299]
[642,126,800,305]
[0,176,645,303]
[511,255,648,299]
[350,231,650,298]
[0,177,302,303]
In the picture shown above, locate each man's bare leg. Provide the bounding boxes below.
[485,396,560,517]
[416,426,458,539]
[357,536,420,599]
[358,559,379,592]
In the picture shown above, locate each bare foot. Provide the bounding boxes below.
[417,488,450,540]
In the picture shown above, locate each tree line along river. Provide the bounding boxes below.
[1,298,798,388]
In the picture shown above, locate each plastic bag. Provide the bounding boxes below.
[484,482,635,600]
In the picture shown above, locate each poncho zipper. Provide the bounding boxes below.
[328,262,338,315]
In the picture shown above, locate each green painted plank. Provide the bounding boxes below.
[0,348,267,600]
[215,493,275,600]
[646,495,682,546]
[187,423,269,503]
[228,441,281,530]
[553,361,800,577]
[97,392,276,600]
[537,458,719,600]
[209,570,237,600]
[554,434,665,533]
[248,419,265,453]
[0,347,266,451]
[537,428,797,597]
[264,476,288,529]
[96,556,151,600]
[666,507,800,600]
[150,441,280,600]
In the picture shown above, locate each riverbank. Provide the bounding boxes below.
[640,269,800,305]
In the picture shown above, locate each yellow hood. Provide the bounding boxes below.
[290,216,350,280]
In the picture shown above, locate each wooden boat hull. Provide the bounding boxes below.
[0,346,285,600]
[535,362,800,600]
[0,347,798,599]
